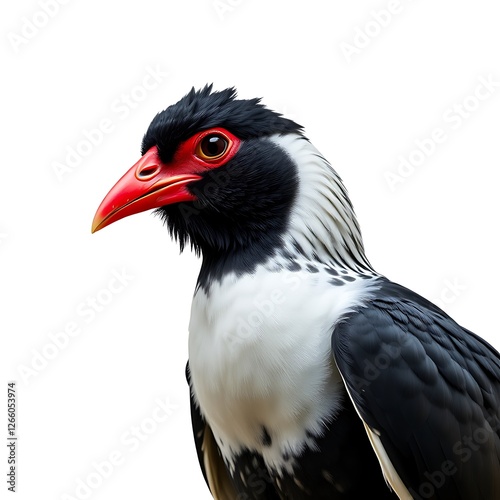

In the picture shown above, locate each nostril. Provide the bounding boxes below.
[136,164,160,180]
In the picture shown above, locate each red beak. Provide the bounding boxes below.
[91,146,202,233]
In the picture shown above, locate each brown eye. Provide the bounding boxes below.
[197,134,228,160]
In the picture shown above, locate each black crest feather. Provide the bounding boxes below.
[141,84,303,162]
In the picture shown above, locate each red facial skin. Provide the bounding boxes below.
[91,128,240,233]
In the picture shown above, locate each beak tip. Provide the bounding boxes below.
[91,216,103,234]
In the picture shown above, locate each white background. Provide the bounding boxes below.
[2,1,500,499]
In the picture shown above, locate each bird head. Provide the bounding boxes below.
[92,85,372,283]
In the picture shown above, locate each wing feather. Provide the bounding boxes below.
[332,279,500,499]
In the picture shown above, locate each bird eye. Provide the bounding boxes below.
[196,134,229,160]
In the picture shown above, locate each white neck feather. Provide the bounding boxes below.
[271,134,373,273]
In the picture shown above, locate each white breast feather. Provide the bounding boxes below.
[188,266,377,471]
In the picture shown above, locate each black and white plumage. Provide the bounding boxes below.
[92,86,500,499]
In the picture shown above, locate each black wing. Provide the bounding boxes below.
[332,279,500,499]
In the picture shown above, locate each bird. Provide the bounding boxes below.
[92,85,500,499]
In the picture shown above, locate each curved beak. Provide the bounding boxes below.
[91,146,201,233]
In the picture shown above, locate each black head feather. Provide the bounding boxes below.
[142,85,302,287]
[141,84,303,162]
[155,137,299,285]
